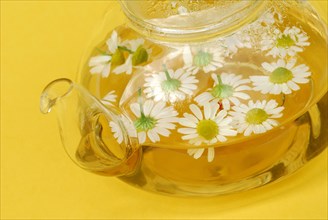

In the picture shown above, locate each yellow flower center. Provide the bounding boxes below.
[276,35,295,48]
[246,108,268,124]
[197,119,218,140]
[270,67,293,84]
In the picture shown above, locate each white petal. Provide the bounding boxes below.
[193,148,205,159]
[138,131,146,144]
[143,100,154,116]
[179,118,197,128]
[107,31,118,53]
[102,64,111,78]
[89,55,111,66]
[150,102,166,117]
[182,133,198,140]
[292,77,309,84]
[219,129,237,136]
[233,92,250,100]
[221,99,230,110]
[204,103,212,119]
[147,129,160,143]
[183,113,199,124]
[154,127,170,137]
[158,122,176,129]
[271,84,282,94]
[214,110,227,123]
[262,62,275,72]
[130,103,141,117]
[178,128,197,134]
[217,135,227,142]
[183,46,193,65]
[190,104,203,120]
[287,81,300,91]
[244,125,254,136]
[207,148,215,162]
[90,65,105,74]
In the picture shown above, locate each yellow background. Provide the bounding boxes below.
[1,1,327,219]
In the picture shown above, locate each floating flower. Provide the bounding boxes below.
[250,59,311,95]
[221,32,252,57]
[183,46,224,74]
[89,30,151,76]
[261,26,310,58]
[144,67,198,103]
[89,30,124,77]
[195,73,251,110]
[101,90,117,106]
[113,38,151,75]
[130,95,178,144]
[257,9,283,26]
[229,100,284,136]
[178,103,237,146]
[109,116,137,144]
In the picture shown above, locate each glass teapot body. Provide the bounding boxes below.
[47,0,327,196]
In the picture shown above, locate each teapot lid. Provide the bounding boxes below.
[119,0,266,41]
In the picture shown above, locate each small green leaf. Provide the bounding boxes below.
[111,49,125,66]
[132,46,148,66]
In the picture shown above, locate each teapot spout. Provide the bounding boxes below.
[40,78,140,176]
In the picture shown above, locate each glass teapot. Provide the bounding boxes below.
[40,0,327,196]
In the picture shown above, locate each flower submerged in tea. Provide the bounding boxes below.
[261,26,310,58]
[113,38,151,75]
[89,31,123,77]
[183,46,224,74]
[144,67,198,103]
[250,59,311,95]
[89,31,151,76]
[195,73,251,110]
[178,103,237,146]
[230,100,284,136]
[130,97,178,144]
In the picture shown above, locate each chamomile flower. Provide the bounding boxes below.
[250,59,311,95]
[257,9,283,26]
[195,73,251,110]
[183,46,224,74]
[178,103,237,146]
[130,98,178,144]
[144,68,198,103]
[221,32,252,57]
[89,30,122,77]
[229,100,284,136]
[101,90,117,106]
[187,147,215,163]
[109,116,137,144]
[261,26,310,58]
[113,38,150,75]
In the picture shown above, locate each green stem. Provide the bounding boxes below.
[118,46,133,54]
[216,75,223,85]
[281,94,286,106]
[162,64,172,80]
[137,88,145,118]
[96,48,110,55]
